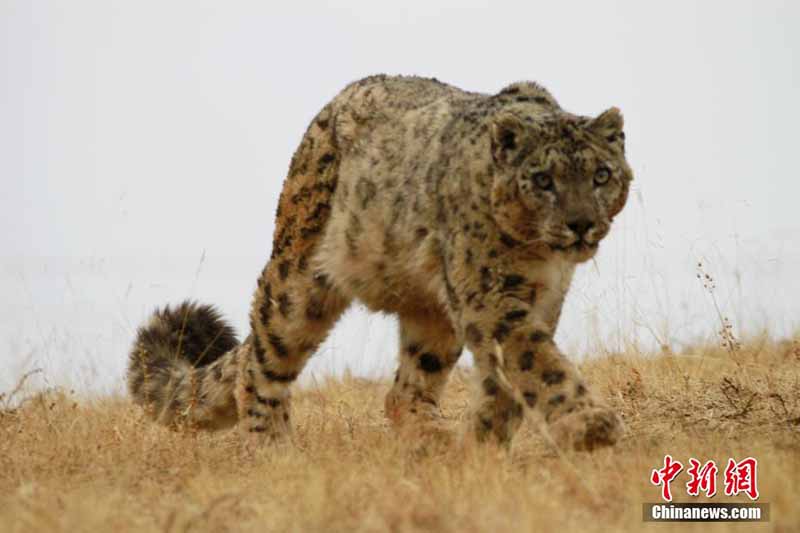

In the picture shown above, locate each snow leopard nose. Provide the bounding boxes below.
[567,218,594,240]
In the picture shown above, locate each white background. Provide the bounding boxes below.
[3,1,799,395]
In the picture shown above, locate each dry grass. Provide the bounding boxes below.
[1,338,799,532]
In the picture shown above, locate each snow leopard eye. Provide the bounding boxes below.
[530,171,553,190]
[594,166,611,186]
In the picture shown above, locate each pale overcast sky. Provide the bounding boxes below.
[2,1,799,394]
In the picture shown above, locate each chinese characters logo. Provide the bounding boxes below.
[650,456,759,501]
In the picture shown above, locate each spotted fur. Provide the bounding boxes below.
[127,75,632,450]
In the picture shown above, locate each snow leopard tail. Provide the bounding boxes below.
[127,300,242,430]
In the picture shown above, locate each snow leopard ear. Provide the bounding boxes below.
[490,112,527,166]
[590,107,625,151]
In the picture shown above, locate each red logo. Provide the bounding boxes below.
[651,456,759,501]
[686,458,718,498]
[724,457,759,500]
[650,455,683,502]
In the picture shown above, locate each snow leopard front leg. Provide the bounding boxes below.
[384,310,463,430]
[454,260,623,450]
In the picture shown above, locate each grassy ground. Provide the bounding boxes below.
[1,338,798,532]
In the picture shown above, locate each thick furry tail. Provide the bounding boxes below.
[127,301,242,430]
